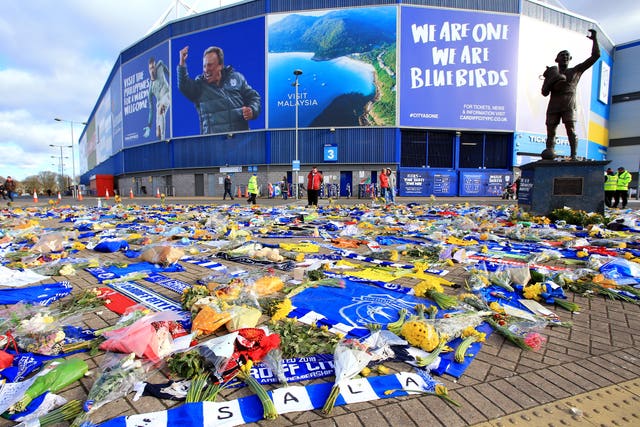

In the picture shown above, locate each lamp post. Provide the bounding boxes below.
[293,69,303,199]
[54,118,86,197]
[49,146,70,192]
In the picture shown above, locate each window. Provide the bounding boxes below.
[457,132,511,169]
[484,134,510,169]
[427,132,454,168]
[401,130,427,167]
[459,133,483,168]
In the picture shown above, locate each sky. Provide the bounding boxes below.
[0,0,638,183]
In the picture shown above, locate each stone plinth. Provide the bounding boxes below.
[518,159,610,216]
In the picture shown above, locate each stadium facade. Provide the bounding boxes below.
[77,0,617,198]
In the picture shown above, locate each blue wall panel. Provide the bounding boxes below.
[170,1,266,37]
[401,0,518,13]
[172,133,266,168]
[269,128,396,164]
[269,0,394,13]
[123,143,173,173]
[121,27,172,63]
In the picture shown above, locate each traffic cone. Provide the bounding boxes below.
[105,189,110,199]
[244,186,249,198]
[77,191,83,201]
[129,188,134,199]
[33,190,38,203]
[156,188,161,198]
[237,186,241,198]
[57,192,61,201]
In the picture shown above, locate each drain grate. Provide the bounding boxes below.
[472,379,640,426]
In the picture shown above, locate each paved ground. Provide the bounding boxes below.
[1,195,639,427]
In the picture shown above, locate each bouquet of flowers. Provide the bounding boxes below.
[388,306,441,353]
[98,310,183,363]
[413,281,459,310]
[167,328,281,420]
[454,326,486,363]
[71,352,153,427]
[8,358,89,413]
[322,338,373,414]
[488,267,514,292]
[485,313,546,351]
[10,305,86,356]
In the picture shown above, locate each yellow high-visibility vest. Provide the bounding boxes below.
[616,170,631,191]
[604,174,617,191]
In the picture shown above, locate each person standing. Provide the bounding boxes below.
[144,57,171,140]
[306,166,323,207]
[386,168,396,203]
[223,174,234,200]
[3,176,16,203]
[613,166,632,209]
[379,168,390,203]
[247,173,258,205]
[603,168,617,208]
[177,45,261,134]
[281,176,289,200]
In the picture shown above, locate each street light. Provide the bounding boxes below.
[293,69,303,199]
[54,117,87,196]
[49,145,71,191]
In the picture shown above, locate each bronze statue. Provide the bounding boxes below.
[541,29,599,161]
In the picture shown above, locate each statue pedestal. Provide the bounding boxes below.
[518,160,610,216]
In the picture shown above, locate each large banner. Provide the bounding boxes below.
[268,6,396,128]
[399,7,519,130]
[79,132,87,176]
[85,120,97,171]
[95,90,113,165]
[122,42,171,148]
[110,71,123,155]
[172,18,266,137]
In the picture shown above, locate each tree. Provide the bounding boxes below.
[21,175,41,195]
[38,171,59,194]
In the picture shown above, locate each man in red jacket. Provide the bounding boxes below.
[379,168,390,203]
[306,166,323,207]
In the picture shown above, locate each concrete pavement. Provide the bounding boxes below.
[1,196,638,427]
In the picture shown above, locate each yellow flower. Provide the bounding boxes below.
[460,326,477,338]
[400,320,439,352]
[271,299,293,322]
[414,281,444,297]
[523,283,543,301]
[435,384,449,397]
[59,264,76,276]
[72,242,86,251]
[489,302,505,313]
[240,359,254,374]
[376,365,390,375]
[461,326,486,343]
[576,250,589,258]
[360,367,371,377]
[413,261,430,275]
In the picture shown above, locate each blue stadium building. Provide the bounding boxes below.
[78,0,616,198]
